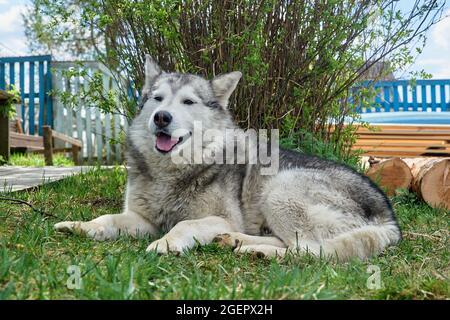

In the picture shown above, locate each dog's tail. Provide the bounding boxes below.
[297,221,401,261]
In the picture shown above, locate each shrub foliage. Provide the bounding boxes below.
[24,0,444,160]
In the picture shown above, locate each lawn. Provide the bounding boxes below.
[0,167,448,299]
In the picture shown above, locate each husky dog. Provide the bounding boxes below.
[55,55,401,261]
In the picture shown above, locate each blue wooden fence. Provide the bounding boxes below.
[0,55,53,136]
[356,79,450,113]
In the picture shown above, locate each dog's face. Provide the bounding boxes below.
[138,55,241,155]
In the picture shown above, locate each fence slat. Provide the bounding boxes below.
[19,62,25,131]
[83,71,93,163]
[440,84,447,112]
[85,107,93,163]
[29,61,35,135]
[421,84,427,111]
[0,63,5,89]
[113,113,122,163]
[402,84,408,111]
[412,84,418,111]
[383,85,390,111]
[430,84,437,111]
[9,62,15,89]
[52,69,64,134]
[393,85,399,111]
[38,61,45,135]
[95,107,103,163]
[103,74,111,164]
[65,76,73,138]
[46,61,53,127]
[105,113,111,164]
[75,74,83,163]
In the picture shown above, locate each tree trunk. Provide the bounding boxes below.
[403,158,450,210]
[365,157,412,196]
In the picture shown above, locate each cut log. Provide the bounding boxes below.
[365,157,412,196]
[403,158,450,210]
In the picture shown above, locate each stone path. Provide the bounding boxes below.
[0,166,104,192]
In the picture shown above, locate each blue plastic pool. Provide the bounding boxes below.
[358,112,450,125]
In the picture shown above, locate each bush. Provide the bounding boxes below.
[24,0,444,162]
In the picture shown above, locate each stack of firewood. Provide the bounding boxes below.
[362,156,450,210]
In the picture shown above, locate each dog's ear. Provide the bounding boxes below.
[211,71,242,108]
[142,54,162,95]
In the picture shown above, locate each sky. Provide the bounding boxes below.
[0,0,449,79]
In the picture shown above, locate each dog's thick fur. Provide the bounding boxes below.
[55,55,401,261]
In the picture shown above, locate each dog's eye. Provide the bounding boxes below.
[154,96,163,102]
[183,99,195,105]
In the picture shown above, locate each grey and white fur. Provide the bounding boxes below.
[55,55,402,261]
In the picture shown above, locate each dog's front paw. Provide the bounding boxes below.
[55,221,84,235]
[234,244,286,259]
[213,233,242,249]
[54,221,115,241]
[146,238,186,255]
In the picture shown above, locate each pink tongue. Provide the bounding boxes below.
[156,134,179,152]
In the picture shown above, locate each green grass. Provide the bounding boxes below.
[0,168,448,299]
[7,153,75,167]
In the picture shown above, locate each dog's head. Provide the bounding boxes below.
[137,55,241,155]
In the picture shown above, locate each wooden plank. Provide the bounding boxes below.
[356,124,450,131]
[360,151,450,157]
[355,140,449,147]
[51,130,82,147]
[34,147,78,154]
[10,132,43,149]
[352,146,450,153]
[356,134,450,140]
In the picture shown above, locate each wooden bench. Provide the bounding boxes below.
[352,125,450,157]
[1,89,82,165]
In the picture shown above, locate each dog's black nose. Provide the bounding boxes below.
[154,111,172,128]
